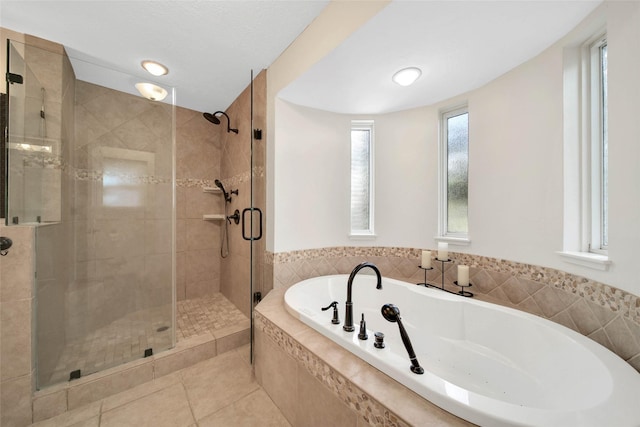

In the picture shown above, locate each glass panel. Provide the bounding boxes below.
[601,43,608,248]
[447,112,469,234]
[6,40,52,225]
[6,40,175,389]
[351,127,371,233]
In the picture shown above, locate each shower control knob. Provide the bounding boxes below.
[374,332,385,349]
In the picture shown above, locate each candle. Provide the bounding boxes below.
[437,242,448,260]
[421,250,431,269]
[458,265,469,286]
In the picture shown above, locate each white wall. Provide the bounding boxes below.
[270,1,640,297]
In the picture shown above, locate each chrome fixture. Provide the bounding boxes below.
[203,111,238,134]
[381,303,424,375]
[343,262,382,332]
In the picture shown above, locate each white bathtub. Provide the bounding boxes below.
[284,274,640,427]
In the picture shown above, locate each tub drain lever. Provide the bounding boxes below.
[321,301,340,325]
[358,313,368,340]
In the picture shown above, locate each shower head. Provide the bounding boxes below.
[203,111,238,134]
[203,112,220,125]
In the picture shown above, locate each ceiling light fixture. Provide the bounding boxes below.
[141,60,169,76]
[392,67,422,86]
[135,83,168,101]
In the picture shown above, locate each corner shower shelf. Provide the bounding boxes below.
[202,187,223,194]
[203,214,226,221]
[203,186,224,221]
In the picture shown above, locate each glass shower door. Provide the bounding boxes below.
[6,39,176,389]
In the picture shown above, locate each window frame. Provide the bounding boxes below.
[349,119,375,238]
[438,105,470,242]
[587,35,608,254]
[559,28,610,270]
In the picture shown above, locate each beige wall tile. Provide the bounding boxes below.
[213,327,250,354]
[153,338,216,378]
[33,387,67,422]
[0,225,34,302]
[296,368,357,427]
[254,328,297,424]
[1,299,32,381]
[67,361,154,410]
[0,374,33,427]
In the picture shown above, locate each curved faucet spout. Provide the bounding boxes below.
[344,262,382,332]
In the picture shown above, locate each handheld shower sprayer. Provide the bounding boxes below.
[214,179,238,203]
[203,111,238,134]
[214,179,230,202]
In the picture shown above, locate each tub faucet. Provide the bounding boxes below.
[344,262,382,332]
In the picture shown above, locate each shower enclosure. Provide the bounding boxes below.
[5,39,175,388]
[4,36,265,392]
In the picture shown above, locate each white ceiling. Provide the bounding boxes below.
[0,1,602,116]
[0,0,330,113]
[280,0,602,114]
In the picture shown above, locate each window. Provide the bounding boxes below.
[439,106,469,239]
[350,120,374,236]
[589,36,608,253]
[560,30,610,270]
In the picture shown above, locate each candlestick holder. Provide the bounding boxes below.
[453,281,474,297]
[417,259,473,298]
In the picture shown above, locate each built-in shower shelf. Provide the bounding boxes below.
[203,214,226,221]
[202,187,223,194]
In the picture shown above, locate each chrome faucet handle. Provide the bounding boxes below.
[321,301,340,325]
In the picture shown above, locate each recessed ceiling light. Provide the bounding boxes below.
[141,60,169,76]
[392,67,422,86]
[135,83,168,101]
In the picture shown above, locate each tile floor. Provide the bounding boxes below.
[44,293,247,388]
[31,344,291,427]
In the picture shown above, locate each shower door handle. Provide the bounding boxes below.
[242,207,263,241]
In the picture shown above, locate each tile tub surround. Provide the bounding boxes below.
[254,289,473,427]
[269,247,640,372]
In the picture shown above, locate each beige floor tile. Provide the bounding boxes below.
[198,389,291,427]
[100,383,195,427]
[181,348,259,420]
[101,371,182,412]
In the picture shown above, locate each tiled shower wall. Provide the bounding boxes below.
[219,70,267,318]
[176,107,223,301]
[270,246,640,372]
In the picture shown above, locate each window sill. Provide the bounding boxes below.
[349,233,377,241]
[557,251,611,271]
[434,236,471,246]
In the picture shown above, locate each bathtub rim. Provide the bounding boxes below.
[282,274,640,427]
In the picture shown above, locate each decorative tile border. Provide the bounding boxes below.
[255,312,411,427]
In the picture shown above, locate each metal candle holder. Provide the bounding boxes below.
[418,258,473,297]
